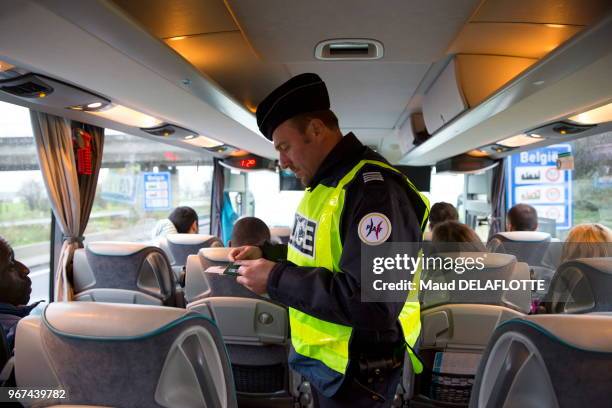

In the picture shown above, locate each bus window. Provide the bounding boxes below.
[0,101,51,302]
[247,170,303,229]
[506,132,612,239]
[84,130,214,244]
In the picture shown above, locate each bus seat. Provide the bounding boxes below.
[401,253,530,406]
[421,252,531,313]
[270,226,291,244]
[188,297,299,407]
[544,257,612,314]
[14,302,237,408]
[487,231,552,266]
[165,233,223,269]
[185,247,262,303]
[470,314,612,408]
[73,242,177,306]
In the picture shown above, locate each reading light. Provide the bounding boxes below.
[90,104,163,128]
[184,135,195,140]
[497,134,542,148]
[183,135,223,148]
[87,102,103,109]
[568,102,612,125]
[467,149,490,158]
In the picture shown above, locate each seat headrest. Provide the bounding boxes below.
[513,315,612,352]
[43,302,190,338]
[199,247,232,262]
[434,252,516,268]
[567,257,612,275]
[270,226,291,237]
[87,241,150,256]
[166,233,218,245]
[495,231,551,242]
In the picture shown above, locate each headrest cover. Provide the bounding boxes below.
[569,257,612,275]
[43,302,190,338]
[270,226,291,237]
[521,314,612,352]
[87,241,149,256]
[199,247,232,262]
[256,73,330,140]
[496,231,551,242]
[166,233,217,245]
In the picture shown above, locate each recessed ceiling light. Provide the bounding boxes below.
[89,104,163,128]
[497,134,543,148]
[87,102,103,109]
[546,24,566,28]
[168,36,187,41]
[183,135,223,148]
[568,102,612,125]
[184,135,195,140]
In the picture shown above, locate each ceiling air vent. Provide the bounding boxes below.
[0,73,110,109]
[315,39,383,60]
[0,73,54,98]
[527,121,596,139]
[141,123,194,138]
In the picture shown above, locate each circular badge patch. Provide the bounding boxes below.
[358,212,392,245]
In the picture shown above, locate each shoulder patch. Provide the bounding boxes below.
[363,171,384,183]
[358,212,392,245]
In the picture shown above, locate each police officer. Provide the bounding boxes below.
[230,73,429,407]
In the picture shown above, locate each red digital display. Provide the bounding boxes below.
[240,158,257,168]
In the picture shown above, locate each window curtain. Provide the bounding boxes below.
[30,111,104,301]
[488,159,507,240]
[209,158,225,238]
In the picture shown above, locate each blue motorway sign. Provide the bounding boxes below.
[143,172,171,211]
[506,144,572,229]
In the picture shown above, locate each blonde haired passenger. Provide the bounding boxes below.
[561,223,612,263]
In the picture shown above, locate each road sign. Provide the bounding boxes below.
[144,172,171,211]
[507,144,572,229]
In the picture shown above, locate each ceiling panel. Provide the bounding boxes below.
[167,33,289,110]
[112,0,237,38]
[472,0,612,25]
[226,0,480,62]
[286,62,430,128]
[449,23,582,58]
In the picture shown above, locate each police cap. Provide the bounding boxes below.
[256,73,329,141]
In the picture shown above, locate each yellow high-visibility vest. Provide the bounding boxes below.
[287,159,430,381]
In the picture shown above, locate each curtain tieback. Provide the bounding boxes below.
[63,235,84,244]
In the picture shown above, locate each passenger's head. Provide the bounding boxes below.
[0,237,32,306]
[432,221,486,252]
[429,202,459,231]
[229,217,271,247]
[168,206,199,234]
[256,73,342,186]
[506,204,538,231]
[561,223,612,262]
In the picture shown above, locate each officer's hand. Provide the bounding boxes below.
[235,259,276,295]
[229,245,263,261]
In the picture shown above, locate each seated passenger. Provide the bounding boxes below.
[229,217,271,247]
[152,206,199,240]
[561,223,612,263]
[431,220,487,252]
[0,237,42,351]
[487,203,539,252]
[425,202,459,240]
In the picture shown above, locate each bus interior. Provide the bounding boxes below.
[1,0,612,407]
